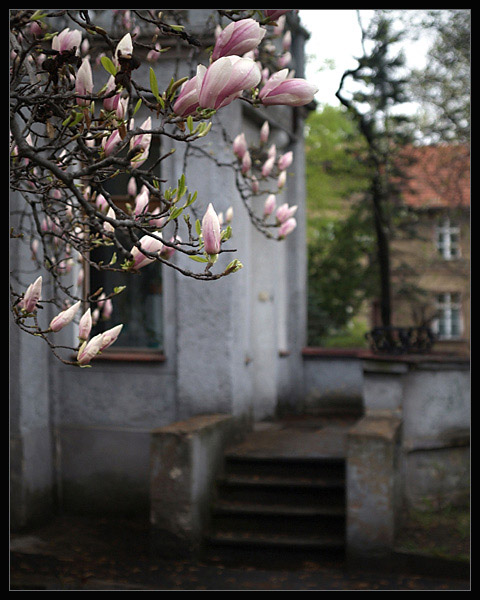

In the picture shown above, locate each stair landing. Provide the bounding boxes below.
[227,413,358,460]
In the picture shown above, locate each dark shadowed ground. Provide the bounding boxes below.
[10,512,470,591]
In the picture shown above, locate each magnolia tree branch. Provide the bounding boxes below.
[10,8,317,366]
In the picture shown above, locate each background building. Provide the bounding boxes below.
[387,144,470,354]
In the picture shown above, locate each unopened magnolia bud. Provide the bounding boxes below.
[21,276,42,313]
[78,308,92,340]
[202,203,221,256]
[260,121,269,144]
[49,300,81,332]
[278,217,297,238]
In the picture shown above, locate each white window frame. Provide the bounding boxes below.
[435,216,461,260]
[432,292,463,340]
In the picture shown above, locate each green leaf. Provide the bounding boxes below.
[225,259,243,274]
[133,98,142,116]
[149,67,161,101]
[195,219,202,236]
[221,225,232,241]
[177,174,187,200]
[184,190,197,208]
[189,255,210,263]
[30,10,46,21]
[101,56,117,76]
[168,206,184,221]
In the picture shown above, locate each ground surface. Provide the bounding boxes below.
[10,515,470,591]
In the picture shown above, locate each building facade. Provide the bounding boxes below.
[380,144,470,354]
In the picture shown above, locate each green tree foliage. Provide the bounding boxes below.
[305,106,376,345]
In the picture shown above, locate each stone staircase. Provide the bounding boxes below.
[202,417,354,567]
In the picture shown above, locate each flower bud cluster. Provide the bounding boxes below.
[232,121,297,239]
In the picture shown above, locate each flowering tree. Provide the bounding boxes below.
[10,9,317,365]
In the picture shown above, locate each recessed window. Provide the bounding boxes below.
[88,140,164,350]
[432,292,462,340]
[436,216,460,260]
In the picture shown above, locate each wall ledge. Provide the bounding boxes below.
[302,346,469,368]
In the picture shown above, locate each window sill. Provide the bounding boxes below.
[92,348,166,362]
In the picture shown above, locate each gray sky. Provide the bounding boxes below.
[301,9,432,108]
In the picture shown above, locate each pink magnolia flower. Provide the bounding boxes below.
[129,117,152,168]
[278,52,292,68]
[241,150,252,174]
[134,187,149,217]
[102,298,113,320]
[282,30,292,52]
[103,76,120,112]
[99,324,123,351]
[75,57,93,106]
[20,276,42,313]
[115,96,129,120]
[262,155,275,177]
[52,28,82,54]
[77,333,104,365]
[275,202,298,223]
[202,203,221,256]
[260,121,270,144]
[233,132,248,159]
[211,18,266,62]
[277,151,293,171]
[197,56,261,111]
[49,300,81,332]
[173,74,201,117]
[130,232,164,270]
[127,177,137,197]
[78,308,92,341]
[259,69,318,107]
[264,10,291,21]
[102,129,122,157]
[278,217,297,238]
[263,194,277,217]
[115,33,133,66]
[95,193,109,213]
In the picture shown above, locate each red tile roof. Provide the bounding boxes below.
[396,145,470,209]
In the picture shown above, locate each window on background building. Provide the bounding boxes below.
[432,292,462,340]
[88,140,164,351]
[436,216,461,260]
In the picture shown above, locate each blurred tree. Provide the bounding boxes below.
[335,9,416,329]
[404,9,470,144]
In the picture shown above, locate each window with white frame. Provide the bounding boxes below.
[436,216,461,260]
[432,292,462,339]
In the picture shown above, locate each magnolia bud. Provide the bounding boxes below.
[49,300,81,332]
[202,203,221,256]
[278,217,297,238]
[260,121,269,144]
[21,276,42,313]
[263,194,277,217]
[78,308,92,340]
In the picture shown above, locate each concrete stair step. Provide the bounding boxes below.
[223,454,346,480]
[203,530,346,568]
[211,500,345,536]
